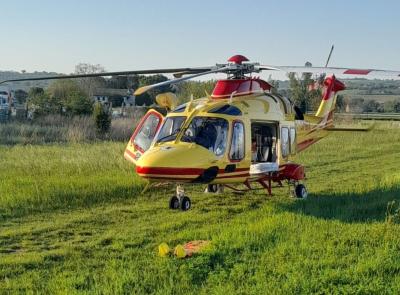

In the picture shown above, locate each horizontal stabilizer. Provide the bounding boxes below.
[326,124,375,132]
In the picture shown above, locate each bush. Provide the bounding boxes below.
[93,102,111,135]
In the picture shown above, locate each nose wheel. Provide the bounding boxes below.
[169,185,191,211]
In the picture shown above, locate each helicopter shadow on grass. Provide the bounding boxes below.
[280,186,400,223]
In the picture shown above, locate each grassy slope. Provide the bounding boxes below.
[1,124,400,294]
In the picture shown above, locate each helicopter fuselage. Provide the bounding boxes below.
[124,91,330,185]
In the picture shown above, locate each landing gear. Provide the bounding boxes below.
[180,196,191,211]
[294,183,308,199]
[205,184,224,193]
[169,196,180,209]
[169,185,192,211]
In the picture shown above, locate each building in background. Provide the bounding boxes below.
[92,88,135,107]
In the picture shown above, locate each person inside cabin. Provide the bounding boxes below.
[251,137,257,162]
[195,122,217,151]
[269,137,277,162]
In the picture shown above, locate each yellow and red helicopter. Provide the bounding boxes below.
[3,54,400,210]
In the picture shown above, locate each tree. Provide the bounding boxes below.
[28,87,44,97]
[395,101,400,113]
[287,62,321,113]
[28,87,62,116]
[14,89,28,104]
[349,98,365,113]
[64,90,93,115]
[126,75,140,90]
[175,80,216,103]
[267,77,280,95]
[75,63,106,97]
[362,100,381,113]
[47,79,92,115]
[135,74,170,106]
[107,76,126,89]
[385,100,400,113]
[335,94,346,112]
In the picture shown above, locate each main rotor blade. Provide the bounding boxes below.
[257,65,282,71]
[260,65,400,78]
[0,67,214,85]
[134,66,230,96]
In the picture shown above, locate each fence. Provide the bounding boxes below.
[336,113,400,121]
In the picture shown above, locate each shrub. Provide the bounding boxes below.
[93,102,111,135]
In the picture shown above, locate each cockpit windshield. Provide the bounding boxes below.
[181,117,228,156]
[155,116,186,143]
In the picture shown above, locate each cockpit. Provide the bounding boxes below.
[154,116,229,157]
[129,103,245,163]
[181,117,228,156]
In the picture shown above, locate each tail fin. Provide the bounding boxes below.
[315,76,346,118]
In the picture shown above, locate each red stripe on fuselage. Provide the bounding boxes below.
[125,149,137,159]
[218,168,249,174]
[141,175,196,180]
[136,166,250,181]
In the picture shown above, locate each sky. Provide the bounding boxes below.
[0,0,399,80]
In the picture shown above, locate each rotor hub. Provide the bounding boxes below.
[227,55,249,65]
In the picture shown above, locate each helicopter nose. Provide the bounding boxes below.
[135,144,218,182]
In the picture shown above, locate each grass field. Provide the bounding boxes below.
[1,123,400,294]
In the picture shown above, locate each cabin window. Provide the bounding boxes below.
[290,127,296,154]
[182,117,228,156]
[134,113,161,152]
[209,104,242,116]
[281,127,289,158]
[251,122,277,163]
[155,116,186,143]
[229,121,245,161]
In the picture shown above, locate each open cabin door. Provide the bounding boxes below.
[124,109,164,165]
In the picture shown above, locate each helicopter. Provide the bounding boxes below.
[2,54,400,211]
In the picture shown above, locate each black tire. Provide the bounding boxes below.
[180,196,191,211]
[207,184,218,193]
[295,184,308,199]
[169,196,180,209]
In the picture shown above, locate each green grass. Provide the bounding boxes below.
[1,123,400,294]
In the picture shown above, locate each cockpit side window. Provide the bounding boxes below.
[133,113,161,152]
[182,117,228,156]
[229,121,245,161]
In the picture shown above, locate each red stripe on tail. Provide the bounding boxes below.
[344,69,372,75]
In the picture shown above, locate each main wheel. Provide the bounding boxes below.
[295,184,308,199]
[169,196,180,209]
[180,196,191,211]
[207,184,218,193]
